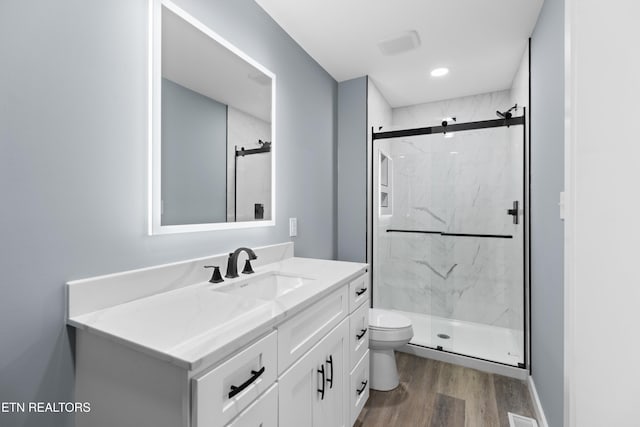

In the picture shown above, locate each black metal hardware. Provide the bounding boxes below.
[317,365,325,400]
[386,229,513,239]
[443,232,512,239]
[356,288,367,296]
[204,265,224,283]
[437,345,443,351]
[356,380,368,395]
[326,355,333,389]
[356,328,368,340]
[236,145,271,157]
[254,203,264,220]
[507,200,519,225]
[242,259,255,275]
[226,247,258,278]
[228,367,265,398]
[372,115,525,140]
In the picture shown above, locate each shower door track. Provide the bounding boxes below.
[372,115,525,140]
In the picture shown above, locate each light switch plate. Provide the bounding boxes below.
[289,218,297,237]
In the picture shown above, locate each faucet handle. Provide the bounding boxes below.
[204,266,224,283]
[242,259,255,275]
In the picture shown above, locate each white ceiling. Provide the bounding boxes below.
[254,0,543,107]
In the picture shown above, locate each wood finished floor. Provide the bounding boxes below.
[355,352,537,427]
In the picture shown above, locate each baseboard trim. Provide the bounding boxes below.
[399,344,528,380]
[527,376,549,427]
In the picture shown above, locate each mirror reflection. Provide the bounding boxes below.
[152,2,274,233]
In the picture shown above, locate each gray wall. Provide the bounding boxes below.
[337,77,368,262]
[161,78,227,225]
[0,1,337,426]
[530,0,565,425]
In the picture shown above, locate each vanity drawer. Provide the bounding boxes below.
[348,272,370,313]
[192,331,277,427]
[278,286,348,374]
[349,350,370,426]
[225,383,277,427]
[349,301,369,370]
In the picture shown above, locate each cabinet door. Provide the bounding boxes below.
[279,318,349,427]
[278,340,324,427]
[317,319,349,427]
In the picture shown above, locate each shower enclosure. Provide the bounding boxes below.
[372,115,527,367]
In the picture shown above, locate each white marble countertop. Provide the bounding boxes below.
[68,257,367,371]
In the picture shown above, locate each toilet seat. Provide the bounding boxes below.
[369,308,412,329]
[369,325,413,342]
[369,309,413,341]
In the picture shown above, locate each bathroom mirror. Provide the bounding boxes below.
[149,0,276,234]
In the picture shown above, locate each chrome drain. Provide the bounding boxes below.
[437,333,450,339]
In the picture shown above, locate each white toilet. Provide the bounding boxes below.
[368,308,414,391]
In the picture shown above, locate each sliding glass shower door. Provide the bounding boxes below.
[373,121,525,366]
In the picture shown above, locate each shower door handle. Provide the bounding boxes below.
[507,201,519,224]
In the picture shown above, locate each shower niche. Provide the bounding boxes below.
[379,151,392,216]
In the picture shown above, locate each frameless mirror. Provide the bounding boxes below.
[149,0,275,234]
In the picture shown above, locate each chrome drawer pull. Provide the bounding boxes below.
[228,367,265,398]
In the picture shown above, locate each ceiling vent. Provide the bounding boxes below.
[377,30,421,56]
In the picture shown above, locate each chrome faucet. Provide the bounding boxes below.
[225,247,258,278]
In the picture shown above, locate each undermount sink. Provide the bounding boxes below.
[217,272,315,300]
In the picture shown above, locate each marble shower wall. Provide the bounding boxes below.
[374,90,524,331]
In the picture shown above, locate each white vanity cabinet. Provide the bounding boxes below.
[276,272,369,427]
[345,272,370,426]
[71,257,369,427]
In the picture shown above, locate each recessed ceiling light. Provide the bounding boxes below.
[430,67,449,77]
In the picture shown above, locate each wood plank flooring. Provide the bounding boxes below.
[355,352,537,427]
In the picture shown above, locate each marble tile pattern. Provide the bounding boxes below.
[226,106,272,221]
[374,90,525,331]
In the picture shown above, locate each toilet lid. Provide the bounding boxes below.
[369,308,412,329]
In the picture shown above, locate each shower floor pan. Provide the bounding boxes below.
[392,310,524,366]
